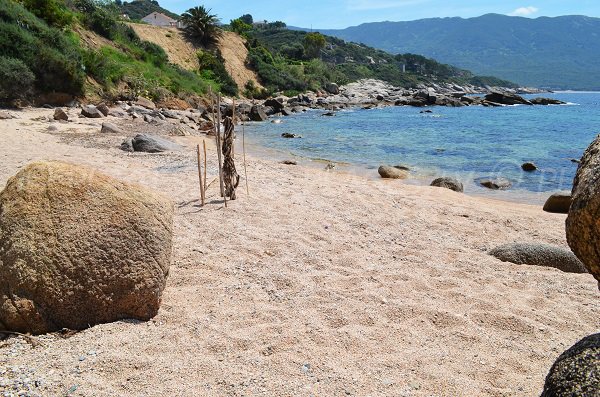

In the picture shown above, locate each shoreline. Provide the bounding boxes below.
[1,107,598,396]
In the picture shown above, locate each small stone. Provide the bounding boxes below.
[100,122,123,134]
[81,105,103,119]
[53,108,69,121]
[135,97,156,110]
[96,103,110,117]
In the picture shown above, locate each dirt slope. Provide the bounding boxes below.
[128,23,262,92]
[217,31,263,90]
[128,23,200,70]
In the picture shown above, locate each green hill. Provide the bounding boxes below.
[242,22,516,97]
[119,0,179,21]
[302,14,600,90]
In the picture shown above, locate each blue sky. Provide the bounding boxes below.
[157,0,600,28]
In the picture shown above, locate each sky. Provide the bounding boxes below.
[158,0,600,29]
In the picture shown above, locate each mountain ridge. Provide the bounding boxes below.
[293,14,600,90]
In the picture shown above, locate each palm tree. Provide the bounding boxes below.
[180,6,223,47]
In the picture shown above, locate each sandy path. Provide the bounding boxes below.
[0,109,598,397]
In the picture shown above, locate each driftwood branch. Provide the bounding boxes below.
[222,116,240,200]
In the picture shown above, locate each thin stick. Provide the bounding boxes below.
[216,94,227,207]
[196,144,205,206]
[206,176,219,189]
[232,98,236,159]
[203,139,207,191]
[242,119,249,196]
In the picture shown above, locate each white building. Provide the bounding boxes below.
[141,12,179,28]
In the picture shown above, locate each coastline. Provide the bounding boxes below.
[1,107,598,396]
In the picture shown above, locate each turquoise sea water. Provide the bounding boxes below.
[244,92,600,202]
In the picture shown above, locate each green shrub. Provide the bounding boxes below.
[196,49,238,96]
[0,1,85,97]
[22,0,74,28]
[0,56,35,102]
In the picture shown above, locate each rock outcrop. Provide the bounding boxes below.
[566,134,600,282]
[0,161,173,334]
[541,333,600,397]
[489,243,587,274]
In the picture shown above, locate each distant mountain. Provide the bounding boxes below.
[120,0,179,21]
[297,14,600,90]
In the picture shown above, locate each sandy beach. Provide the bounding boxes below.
[0,108,598,396]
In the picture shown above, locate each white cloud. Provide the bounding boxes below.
[510,6,539,16]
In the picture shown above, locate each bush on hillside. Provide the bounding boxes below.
[0,57,35,102]
[0,1,85,98]
[22,0,74,28]
[197,49,238,96]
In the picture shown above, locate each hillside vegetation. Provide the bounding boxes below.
[0,0,234,105]
[240,21,516,97]
[307,14,600,90]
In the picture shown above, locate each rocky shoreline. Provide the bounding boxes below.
[231,79,560,122]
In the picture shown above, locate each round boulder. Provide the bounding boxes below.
[543,192,572,214]
[489,243,587,274]
[0,161,173,334]
[430,177,464,193]
[541,333,600,397]
[378,165,408,179]
[567,134,600,282]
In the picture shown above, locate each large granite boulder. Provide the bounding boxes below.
[543,192,571,214]
[430,177,464,192]
[567,134,600,282]
[489,243,587,274]
[378,165,408,179]
[541,333,600,397]
[0,161,173,334]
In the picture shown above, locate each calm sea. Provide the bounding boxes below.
[244,92,600,204]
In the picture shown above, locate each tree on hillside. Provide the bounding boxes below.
[230,18,251,36]
[239,14,253,25]
[303,32,326,59]
[181,6,222,47]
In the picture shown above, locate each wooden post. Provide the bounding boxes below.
[196,144,205,206]
[216,94,227,207]
[242,119,249,196]
[203,140,207,191]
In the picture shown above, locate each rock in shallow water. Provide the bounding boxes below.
[430,177,464,192]
[0,161,173,334]
[522,162,538,171]
[541,333,600,397]
[478,177,512,190]
[489,243,587,273]
[378,165,408,179]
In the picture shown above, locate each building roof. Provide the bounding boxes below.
[142,12,177,23]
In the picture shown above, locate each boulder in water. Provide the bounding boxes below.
[522,162,538,171]
[430,177,464,193]
[378,165,408,179]
[478,177,512,190]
